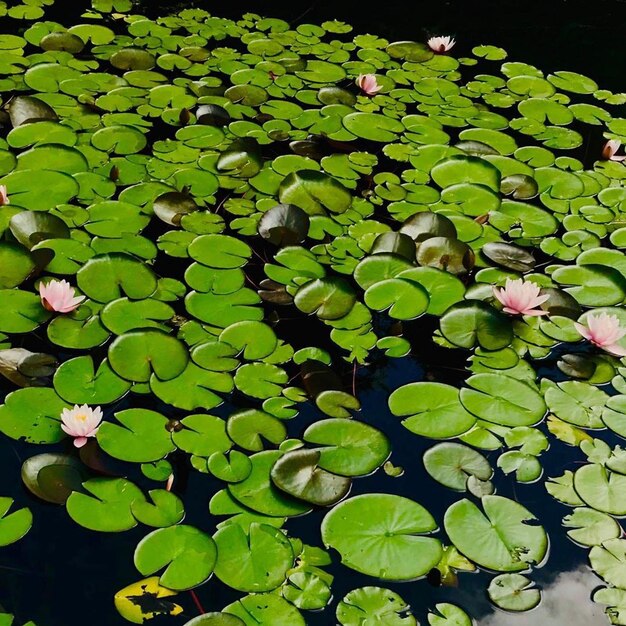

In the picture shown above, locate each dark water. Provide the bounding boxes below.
[0,0,624,623]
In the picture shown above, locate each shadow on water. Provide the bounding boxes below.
[0,0,624,623]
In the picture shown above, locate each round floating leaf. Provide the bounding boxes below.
[0,289,52,334]
[0,498,32,547]
[172,414,231,457]
[343,113,404,142]
[279,170,352,215]
[9,211,70,250]
[270,448,351,506]
[294,277,356,320]
[188,234,251,269]
[114,577,183,625]
[224,594,305,626]
[487,573,540,612]
[397,267,465,315]
[460,373,546,427]
[220,321,277,360]
[66,477,144,532]
[258,204,310,246]
[53,356,130,404]
[423,442,492,491]
[573,464,626,516]
[234,363,287,399]
[364,278,429,320]
[229,451,312,517]
[153,191,200,226]
[101,298,174,335]
[108,330,188,382]
[151,362,230,411]
[303,418,391,476]
[208,451,252,483]
[440,301,513,351]
[444,495,548,572]
[213,522,294,592]
[134,525,217,590]
[315,390,361,419]
[416,237,474,275]
[227,409,286,452]
[482,242,535,272]
[77,254,157,303]
[8,95,58,127]
[282,570,332,610]
[97,409,175,463]
[562,508,621,547]
[427,604,472,626]
[21,453,87,504]
[130,490,185,528]
[0,387,68,443]
[389,382,476,439]
[337,587,417,626]
[431,156,501,192]
[589,539,626,588]
[47,305,110,349]
[321,493,442,580]
[0,243,36,288]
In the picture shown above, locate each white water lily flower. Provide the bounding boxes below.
[60,404,103,448]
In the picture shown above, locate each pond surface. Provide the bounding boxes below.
[0,0,625,624]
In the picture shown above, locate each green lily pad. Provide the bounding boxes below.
[229,451,311,517]
[423,442,492,491]
[134,525,217,590]
[0,290,51,334]
[108,330,188,383]
[270,448,351,506]
[321,493,442,580]
[488,573,540,612]
[66,477,144,532]
[130,490,185,528]
[303,418,391,476]
[427,604,472,626]
[0,387,68,443]
[389,382,476,439]
[224,594,305,626]
[53,356,130,404]
[440,301,513,351]
[213,522,294,592]
[294,277,356,320]
[337,587,417,626]
[460,373,546,427]
[97,409,175,463]
[573,464,626,516]
[77,253,157,303]
[562,507,622,547]
[444,495,548,572]
[0,498,32,547]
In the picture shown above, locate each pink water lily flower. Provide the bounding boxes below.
[0,185,8,206]
[574,313,626,356]
[493,278,549,316]
[38,279,85,313]
[357,73,382,96]
[428,36,456,53]
[602,139,626,162]
[61,404,103,448]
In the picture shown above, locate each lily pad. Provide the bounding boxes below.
[444,495,548,572]
[321,493,442,580]
[134,525,217,590]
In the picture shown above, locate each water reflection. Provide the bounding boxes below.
[479,565,605,625]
